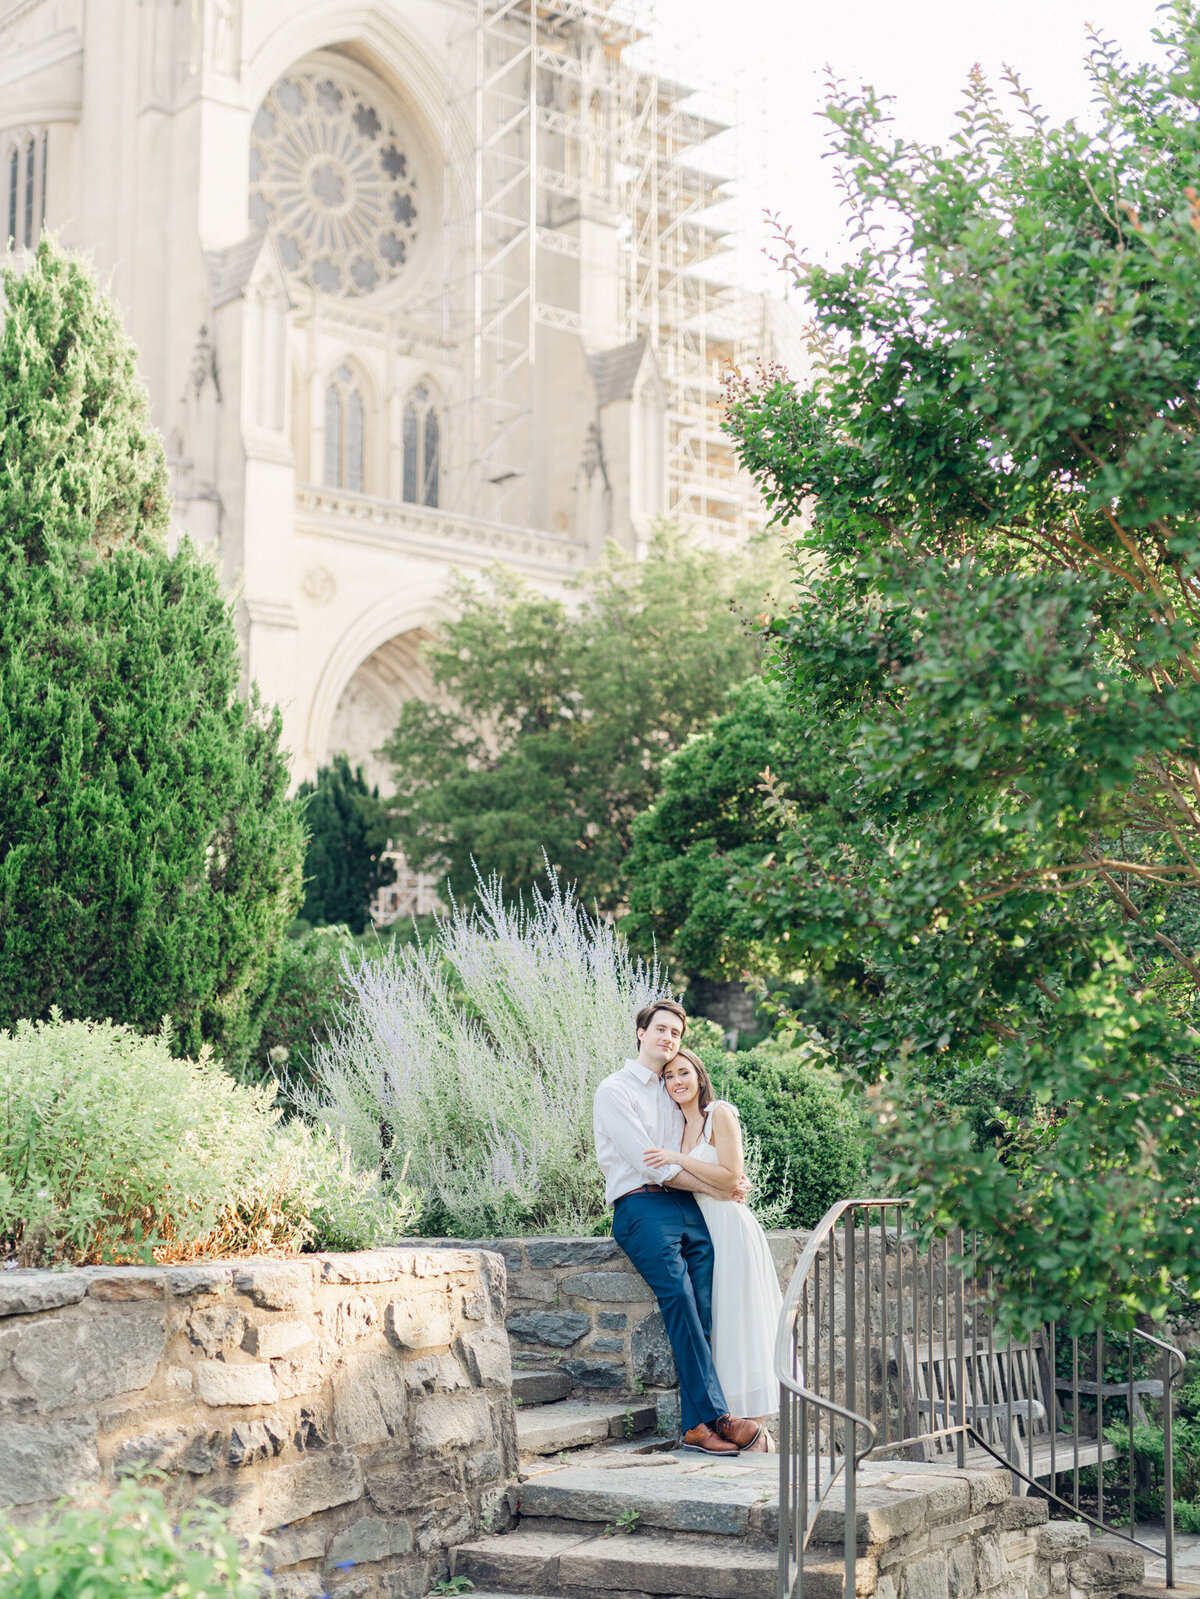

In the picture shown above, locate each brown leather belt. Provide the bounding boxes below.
[617,1183,670,1199]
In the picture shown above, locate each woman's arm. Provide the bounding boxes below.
[709,1104,745,1188]
[645,1145,733,1184]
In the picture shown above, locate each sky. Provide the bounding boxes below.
[630,0,1169,296]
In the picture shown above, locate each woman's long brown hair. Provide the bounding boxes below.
[670,1046,716,1116]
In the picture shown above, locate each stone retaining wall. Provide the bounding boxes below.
[0,1249,516,1599]
[413,1231,811,1400]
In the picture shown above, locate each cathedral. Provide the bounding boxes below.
[1,0,789,804]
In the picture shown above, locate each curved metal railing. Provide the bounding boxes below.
[775,1198,1186,1599]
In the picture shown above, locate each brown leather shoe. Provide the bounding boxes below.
[681,1422,739,1456]
[712,1413,763,1450]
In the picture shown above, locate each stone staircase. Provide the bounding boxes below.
[459,1368,779,1599]
[456,1386,1161,1599]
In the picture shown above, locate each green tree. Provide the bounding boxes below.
[0,238,304,1069]
[723,9,1200,1330]
[297,756,396,933]
[382,524,783,909]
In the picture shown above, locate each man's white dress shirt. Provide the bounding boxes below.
[593,1058,683,1205]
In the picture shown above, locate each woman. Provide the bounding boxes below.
[645,1047,783,1440]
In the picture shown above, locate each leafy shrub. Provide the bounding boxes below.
[0,1014,416,1264]
[251,925,358,1096]
[297,756,396,934]
[703,1041,870,1228]
[300,871,664,1236]
[0,1479,265,1599]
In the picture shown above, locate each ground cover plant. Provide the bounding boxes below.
[300,870,663,1236]
[0,1014,415,1265]
[0,1479,266,1599]
[724,5,1200,1332]
[0,238,304,1071]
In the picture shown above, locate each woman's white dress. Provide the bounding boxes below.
[692,1100,784,1418]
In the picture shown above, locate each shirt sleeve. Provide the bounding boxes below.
[594,1078,681,1185]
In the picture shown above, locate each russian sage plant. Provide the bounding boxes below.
[300,872,664,1235]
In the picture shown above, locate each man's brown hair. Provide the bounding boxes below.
[634,997,687,1038]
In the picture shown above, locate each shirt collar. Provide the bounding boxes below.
[624,1057,657,1085]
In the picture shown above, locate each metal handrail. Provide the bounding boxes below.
[775,1198,1187,1599]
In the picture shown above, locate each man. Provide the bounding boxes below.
[592,998,763,1456]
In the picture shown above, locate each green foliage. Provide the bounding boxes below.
[0,237,169,563]
[300,870,664,1237]
[0,1014,416,1265]
[625,678,799,978]
[298,756,396,934]
[382,524,783,910]
[723,7,1200,1330]
[252,925,357,1095]
[702,1043,870,1228]
[0,241,304,1069]
[0,1480,265,1599]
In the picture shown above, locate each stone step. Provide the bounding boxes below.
[1086,1536,1147,1591]
[514,1370,573,1408]
[453,1526,777,1599]
[515,1458,778,1542]
[517,1399,658,1458]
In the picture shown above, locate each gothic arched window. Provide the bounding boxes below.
[323,365,365,492]
[4,127,46,249]
[402,383,439,508]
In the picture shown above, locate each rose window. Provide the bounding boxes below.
[249,66,419,298]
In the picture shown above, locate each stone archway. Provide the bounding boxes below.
[326,627,432,793]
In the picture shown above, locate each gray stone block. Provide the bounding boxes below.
[523,1238,623,1269]
[947,1544,976,1599]
[415,1502,472,1556]
[385,1298,452,1351]
[85,1271,165,1302]
[272,1575,324,1599]
[0,1273,88,1319]
[268,1524,327,1569]
[112,1424,223,1477]
[903,1553,950,1599]
[325,1294,377,1345]
[326,1515,413,1568]
[461,1325,512,1389]
[561,1358,624,1388]
[995,1501,1048,1531]
[228,1417,288,1468]
[0,1415,100,1508]
[233,1263,315,1313]
[632,1309,676,1387]
[12,1308,165,1409]
[511,1369,571,1406]
[976,1537,1006,1591]
[1035,1524,1089,1559]
[189,1306,248,1357]
[464,1448,504,1486]
[591,1336,624,1352]
[365,1457,460,1517]
[561,1269,651,1303]
[242,1321,314,1360]
[597,1312,627,1330]
[557,1530,777,1598]
[403,1353,470,1395]
[195,1359,278,1407]
[332,1350,409,1447]
[505,1311,591,1348]
[261,1450,365,1530]
[411,1393,491,1454]
[169,1266,230,1297]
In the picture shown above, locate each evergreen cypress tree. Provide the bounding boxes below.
[298,756,396,934]
[0,238,304,1068]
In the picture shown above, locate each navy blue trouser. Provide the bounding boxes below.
[612,1189,727,1434]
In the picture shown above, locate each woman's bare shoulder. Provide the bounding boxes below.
[709,1099,740,1124]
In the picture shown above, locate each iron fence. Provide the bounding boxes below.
[775,1198,1187,1599]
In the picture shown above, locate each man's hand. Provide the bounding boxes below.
[644,1148,676,1169]
[732,1175,751,1204]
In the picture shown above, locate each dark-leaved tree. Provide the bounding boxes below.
[297,756,396,933]
[0,238,304,1069]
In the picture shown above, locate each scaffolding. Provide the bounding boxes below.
[441,0,768,537]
